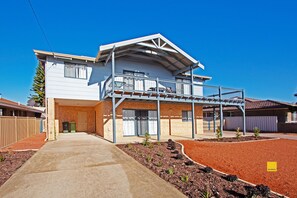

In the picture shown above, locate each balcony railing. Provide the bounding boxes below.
[102,74,244,105]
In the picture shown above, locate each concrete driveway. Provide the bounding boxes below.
[0,133,185,198]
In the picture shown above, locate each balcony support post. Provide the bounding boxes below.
[190,66,195,139]
[156,78,161,141]
[112,50,116,143]
[219,86,223,136]
[242,90,246,135]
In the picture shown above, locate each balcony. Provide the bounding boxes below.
[102,74,244,106]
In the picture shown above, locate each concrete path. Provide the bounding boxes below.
[0,133,185,198]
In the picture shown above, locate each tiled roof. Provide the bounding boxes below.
[204,98,297,111]
[0,98,43,113]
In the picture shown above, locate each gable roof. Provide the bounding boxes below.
[0,97,43,113]
[96,33,204,74]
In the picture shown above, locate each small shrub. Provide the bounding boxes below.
[166,167,174,175]
[146,155,152,163]
[216,126,222,140]
[157,152,163,157]
[142,132,151,146]
[180,175,189,183]
[125,143,133,150]
[225,174,238,182]
[148,143,154,149]
[203,166,213,173]
[155,161,163,167]
[236,127,241,139]
[201,190,212,198]
[157,141,161,146]
[185,160,194,166]
[174,154,183,160]
[0,154,5,162]
[254,127,260,138]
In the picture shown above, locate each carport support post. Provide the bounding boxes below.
[219,87,223,136]
[242,89,246,135]
[213,107,216,133]
[156,78,161,141]
[111,51,116,143]
[191,66,195,139]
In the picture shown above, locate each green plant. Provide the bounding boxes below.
[146,155,152,163]
[180,175,189,183]
[148,142,154,149]
[126,143,133,150]
[166,167,174,175]
[201,190,212,198]
[236,127,241,139]
[216,126,222,140]
[142,132,151,146]
[157,151,163,157]
[0,154,5,162]
[157,141,161,146]
[254,127,260,138]
[156,161,163,167]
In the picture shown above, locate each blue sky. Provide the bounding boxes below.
[0,0,296,104]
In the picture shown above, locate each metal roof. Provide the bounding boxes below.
[34,50,96,62]
[0,98,44,113]
[96,33,204,74]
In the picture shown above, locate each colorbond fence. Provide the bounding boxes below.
[224,116,278,132]
[0,116,42,149]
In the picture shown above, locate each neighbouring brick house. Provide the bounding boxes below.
[204,98,297,132]
[34,34,246,142]
[0,96,43,118]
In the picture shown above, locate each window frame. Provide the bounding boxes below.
[182,110,192,122]
[292,111,297,122]
[64,62,87,80]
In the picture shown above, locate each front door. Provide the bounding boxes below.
[77,111,88,131]
[136,110,148,136]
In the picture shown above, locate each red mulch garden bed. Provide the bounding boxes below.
[179,139,296,197]
[117,140,282,198]
[0,151,36,187]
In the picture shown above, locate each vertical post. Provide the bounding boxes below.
[242,89,246,135]
[190,66,195,139]
[156,78,161,141]
[213,107,216,133]
[112,51,116,143]
[15,116,18,142]
[219,87,223,136]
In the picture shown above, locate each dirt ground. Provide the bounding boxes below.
[178,139,297,197]
[0,132,46,151]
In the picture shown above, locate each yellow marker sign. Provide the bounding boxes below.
[267,161,277,172]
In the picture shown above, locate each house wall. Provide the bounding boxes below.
[54,104,96,133]
[98,100,203,142]
[45,57,204,101]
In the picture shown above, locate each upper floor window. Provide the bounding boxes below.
[64,62,87,79]
[182,110,192,122]
[0,109,2,116]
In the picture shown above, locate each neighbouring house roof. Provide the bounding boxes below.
[204,98,297,112]
[0,97,44,114]
[96,33,205,74]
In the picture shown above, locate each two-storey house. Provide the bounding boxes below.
[34,34,246,143]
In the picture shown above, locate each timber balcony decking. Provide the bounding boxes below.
[102,74,245,106]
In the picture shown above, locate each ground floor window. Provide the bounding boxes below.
[292,111,297,122]
[182,110,192,122]
[122,109,157,136]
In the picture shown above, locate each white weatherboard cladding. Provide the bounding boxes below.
[45,56,204,100]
